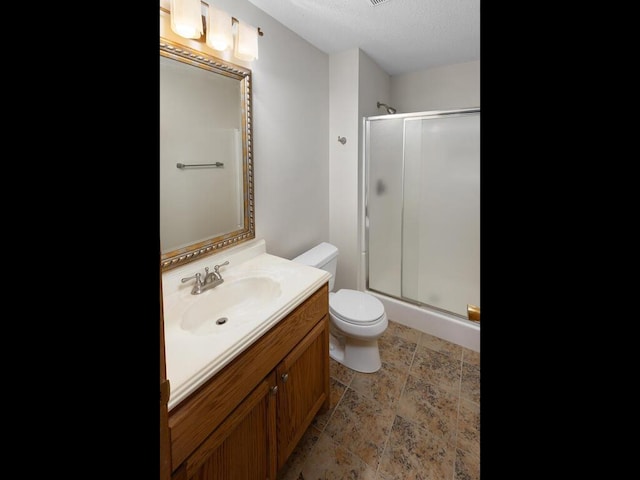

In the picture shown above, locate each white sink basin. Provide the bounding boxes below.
[162,240,332,410]
[180,276,282,336]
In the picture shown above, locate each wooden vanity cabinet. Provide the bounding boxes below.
[276,317,329,469]
[167,283,330,480]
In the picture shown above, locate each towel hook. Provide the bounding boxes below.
[338,136,347,145]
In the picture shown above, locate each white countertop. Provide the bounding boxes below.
[162,239,330,411]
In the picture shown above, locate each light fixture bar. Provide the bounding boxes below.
[160,4,264,37]
[160,2,264,62]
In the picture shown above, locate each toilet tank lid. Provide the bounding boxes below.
[291,242,338,267]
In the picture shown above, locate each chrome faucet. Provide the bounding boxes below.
[181,261,230,295]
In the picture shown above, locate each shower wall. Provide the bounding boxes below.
[365,109,480,319]
[390,61,480,113]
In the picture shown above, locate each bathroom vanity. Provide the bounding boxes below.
[160,240,331,479]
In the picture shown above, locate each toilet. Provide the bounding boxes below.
[292,242,388,373]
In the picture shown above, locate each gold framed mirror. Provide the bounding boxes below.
[160,36,254,272]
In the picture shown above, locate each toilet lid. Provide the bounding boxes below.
[329,289,385,325]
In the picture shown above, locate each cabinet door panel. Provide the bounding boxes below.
[276,316,329,469]
[183,373,277,480]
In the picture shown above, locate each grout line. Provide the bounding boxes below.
[374,326,418,478]
[376,359,412,479]
[318,377,349,432]
[347,385,396,475]
[450,349,465,480]
[375,416,393,479]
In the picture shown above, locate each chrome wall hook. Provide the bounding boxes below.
[338,136,347,145]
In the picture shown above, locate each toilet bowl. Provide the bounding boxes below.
[291,242,388,373]
[328,289,388,373]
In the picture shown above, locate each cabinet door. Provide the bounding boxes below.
[176,373,278,480]
[276,316,330,469]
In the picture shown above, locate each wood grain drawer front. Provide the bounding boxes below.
[169,283,329,471]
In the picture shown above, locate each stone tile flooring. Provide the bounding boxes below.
[277,319,480,480]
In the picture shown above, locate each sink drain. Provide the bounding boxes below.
[216,317,228,325]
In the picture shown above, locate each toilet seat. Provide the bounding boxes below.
[329,289,385,326]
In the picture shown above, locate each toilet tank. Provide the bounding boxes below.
[291,242,339,291]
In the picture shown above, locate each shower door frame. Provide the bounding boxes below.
[361,107,480,320]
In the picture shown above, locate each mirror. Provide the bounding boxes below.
[160,37,254,272]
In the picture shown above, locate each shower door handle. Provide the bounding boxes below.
[467,304,480,323]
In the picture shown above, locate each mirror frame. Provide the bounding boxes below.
[160,36,255,272]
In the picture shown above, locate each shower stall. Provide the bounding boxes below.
[362,108,480,351]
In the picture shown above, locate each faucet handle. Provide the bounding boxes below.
[181,272,203,285]
[213,261,229,275]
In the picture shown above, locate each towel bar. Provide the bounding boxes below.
[176,162,224,169]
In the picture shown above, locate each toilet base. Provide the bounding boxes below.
[329,333,382,373]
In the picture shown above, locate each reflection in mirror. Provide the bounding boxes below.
[160,37,254,272]
[160,56,243,250]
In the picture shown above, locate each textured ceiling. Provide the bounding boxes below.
[247,0,480,76]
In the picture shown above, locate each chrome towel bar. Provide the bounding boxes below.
[176,162,224,169]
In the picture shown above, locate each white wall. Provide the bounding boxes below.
[328,49,359,291]
[247,9,330,260]
[160,1,330,261]
[390,60,480,113]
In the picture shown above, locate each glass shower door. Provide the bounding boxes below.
[366,117,405,299]
[402,113,480,317]
[366,110,480,319]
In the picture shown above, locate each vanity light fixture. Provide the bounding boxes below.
[163,1,264,62]
[169,0,203,39]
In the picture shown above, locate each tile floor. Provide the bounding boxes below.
[277,319,480,480]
